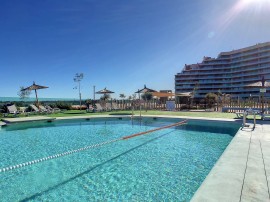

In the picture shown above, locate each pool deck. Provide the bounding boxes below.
[1,116,55,123]
[191,122,270,202]
[0,121,6,126]
[1,114,270,201]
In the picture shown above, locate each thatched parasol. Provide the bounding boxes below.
[135,85,157,93]
[96,87,115,94]
[96,88,115,102]
[22,81,48,105]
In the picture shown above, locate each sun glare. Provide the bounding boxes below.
[217,0,270,36]
[242,0,270,5]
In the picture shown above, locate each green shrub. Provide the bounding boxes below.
[50,102,72,110]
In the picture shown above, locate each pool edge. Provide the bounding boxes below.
[191,123,270,202]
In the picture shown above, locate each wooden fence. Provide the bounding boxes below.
[103,98,270,114]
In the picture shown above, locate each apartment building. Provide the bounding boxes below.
[175,42,270,99]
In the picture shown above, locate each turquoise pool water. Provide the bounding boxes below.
[0,118,239,201]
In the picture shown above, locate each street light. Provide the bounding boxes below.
[93,85,96,101]
[74,73,84,110]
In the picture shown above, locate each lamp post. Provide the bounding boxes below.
[93,85,96,101]
[138,89,141,118]
[74,73,84,110]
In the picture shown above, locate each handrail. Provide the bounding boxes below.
[242,109,259,129]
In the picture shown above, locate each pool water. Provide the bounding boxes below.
[0,118,239,201]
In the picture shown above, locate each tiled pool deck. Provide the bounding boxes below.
[192,122,270,202]
[1,115,270,201]
[0,121,6,126]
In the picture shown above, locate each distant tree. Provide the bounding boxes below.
[132,93,137,100]
[17,86,31,100]
[141,92,153,112]
[216,89,223,111]
[205,93,217,109]
[191,83,199,107]
[119,94,126,109]
[85,99,93,110]
[222,93,231,107]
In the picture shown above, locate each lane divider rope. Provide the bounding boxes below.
[0,120,187,173]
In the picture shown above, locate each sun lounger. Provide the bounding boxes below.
[39,105,52,114]
[105,103,112,111]
[86,105,94,113]
[45,105,61,113]
[112,102,120,110]
[95,103,104,112]
[30,104,45,114]
[5,104,21,116]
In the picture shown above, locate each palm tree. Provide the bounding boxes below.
[205,93,217,109]
[18,86,31,101]
[119,94,126,109]
[191,83,199,108]
[101,94,110,101]
[141,92,153,112]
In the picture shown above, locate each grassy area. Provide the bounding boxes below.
[47,110,242,119]
[1,109,262,120]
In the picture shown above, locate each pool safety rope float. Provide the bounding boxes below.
[0,120,187,173]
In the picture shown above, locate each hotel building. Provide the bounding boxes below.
[175,42,270,99]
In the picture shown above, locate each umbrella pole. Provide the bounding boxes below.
[79,82,81,111]
[35,89,39,106]
[139,90,141,118]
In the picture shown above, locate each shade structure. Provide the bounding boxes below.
[96,87,115,94]
[246,79,270,88]
[135,85,157,93]
[175,92,193,97]
[22,81,48,105]
[152,92,175,98]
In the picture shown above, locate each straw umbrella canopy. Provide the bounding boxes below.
[134,85,157,117]
[96,87,115,94]
[245,76,270,114]
[96,87,115,101]
[135,85,157,93]
[21,81,48,105]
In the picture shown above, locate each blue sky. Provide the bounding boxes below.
[0,0,270,99]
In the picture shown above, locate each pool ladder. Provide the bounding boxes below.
[242,111,256,130]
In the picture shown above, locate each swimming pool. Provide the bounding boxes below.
[0,117,239,201]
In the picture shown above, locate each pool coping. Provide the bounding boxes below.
[191,123,270,201]
[1,114,269,201]
[1,116,56,124]
[0,121,6,126]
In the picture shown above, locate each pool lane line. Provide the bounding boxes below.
[0,120,187,173]
[122,120,187,140]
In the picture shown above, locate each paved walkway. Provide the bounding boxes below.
[0,121,6,126]
[192,122,270,202]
